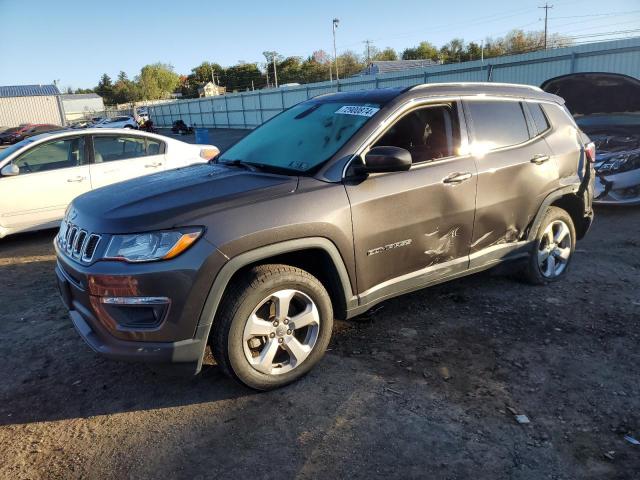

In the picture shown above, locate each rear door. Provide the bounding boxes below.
[345,100,477,300]
[0,136,91,231]
[463,98,558,266]
[89,134,166,188]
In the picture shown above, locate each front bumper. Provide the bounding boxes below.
[55,237,228,374]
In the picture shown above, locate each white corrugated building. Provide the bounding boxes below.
[60,93,105,122]
[0,84,65,128]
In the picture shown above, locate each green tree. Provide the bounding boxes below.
[112,71,140,104]
[137,63,180,100]
[95,73,113,103]
[373,47,398,61]
[463,41,482,61]
[439,38,465,63]
[402,41,439,61]
[221,63,265,91]
[337,50,365,78]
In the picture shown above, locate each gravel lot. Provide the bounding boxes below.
[0,135,638,478]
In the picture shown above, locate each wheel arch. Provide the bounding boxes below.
[194,238,357,362]
[528,186,591,241]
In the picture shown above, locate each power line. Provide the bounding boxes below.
[551,9,640,19]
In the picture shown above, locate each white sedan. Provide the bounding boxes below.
[93,116,138,129]
[0,128,219,238]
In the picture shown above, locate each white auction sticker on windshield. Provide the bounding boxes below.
[335,105,380,117]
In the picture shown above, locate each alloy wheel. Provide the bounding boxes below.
[537,220,572,278]
[242,289,320,375]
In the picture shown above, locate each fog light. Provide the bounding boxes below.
[99,297,170,330]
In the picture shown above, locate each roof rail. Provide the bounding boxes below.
[410,82,543,92]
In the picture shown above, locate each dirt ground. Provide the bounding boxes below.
[0,205,638,480]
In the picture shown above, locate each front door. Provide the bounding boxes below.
[89,134,166,189]
[345,101,477,302]
[0,136,91,232]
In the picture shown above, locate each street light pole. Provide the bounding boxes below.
[333,18,340,82]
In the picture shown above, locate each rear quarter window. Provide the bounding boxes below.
[466,100,530,149]
[528,103,551,135]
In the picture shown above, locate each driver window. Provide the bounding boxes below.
[13,137,85,174]
[373,103,461,164]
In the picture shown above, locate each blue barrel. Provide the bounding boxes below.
[195,128,210,144]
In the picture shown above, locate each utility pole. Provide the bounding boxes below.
[272,55,278,88]
[210,65,216,85]
[481,39,484,64]
[333,18,340,81]
[364,39,372,65]
[539,3,553,49]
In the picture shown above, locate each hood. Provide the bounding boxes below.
[541,73,640,116]
[71,163,298,233]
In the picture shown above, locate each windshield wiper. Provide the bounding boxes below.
[218,159,259,171]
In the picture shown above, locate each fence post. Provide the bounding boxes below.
[570,52,577,73]
[224,95,230,127]
[197,98,203,127]
[423,71,428,84]
[211,98,216,128]
[257,91,264,125]
[240,94,246,128]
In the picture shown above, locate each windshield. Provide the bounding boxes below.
[0,139,33,164]
[219,101,381,173]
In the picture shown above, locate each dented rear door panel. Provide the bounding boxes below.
[345,156,477,295]
[469,137,558,260]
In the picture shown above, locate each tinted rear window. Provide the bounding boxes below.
[467,100,530,149]
[529,103,550,135]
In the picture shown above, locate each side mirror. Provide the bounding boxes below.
[360,146,412,174]
[1,164,19,177]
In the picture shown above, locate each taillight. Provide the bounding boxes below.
[585,142,596,163]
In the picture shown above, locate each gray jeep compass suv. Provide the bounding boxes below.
[55,83,595,390]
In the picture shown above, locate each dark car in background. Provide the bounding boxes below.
[0,123,62,144]
[542,73,640,205]
[0,124,32,144]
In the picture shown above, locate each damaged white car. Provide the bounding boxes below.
[542,73,640,205]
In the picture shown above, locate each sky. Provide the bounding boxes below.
[0,0,638,89]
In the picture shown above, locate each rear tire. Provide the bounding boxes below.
[210,264,333,390]
[523,206,576,285]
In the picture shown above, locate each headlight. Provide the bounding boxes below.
[597,151,640,174]
[104,228,203,262]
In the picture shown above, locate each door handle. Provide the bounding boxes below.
[530,154,550,165]
[443,172,473,184]
[145,162,162,168]
[67,176,86,183]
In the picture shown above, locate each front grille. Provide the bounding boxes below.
[58,221,101,263]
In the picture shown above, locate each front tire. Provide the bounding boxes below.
[211,264,333,390]
[523,206,576,285]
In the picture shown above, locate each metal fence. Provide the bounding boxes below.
[149,37,640,129]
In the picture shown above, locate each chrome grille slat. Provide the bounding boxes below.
[82,234,101,262]
[58,222,102,263]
